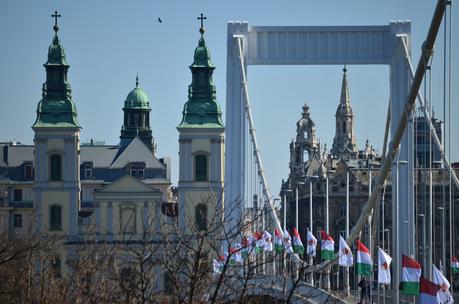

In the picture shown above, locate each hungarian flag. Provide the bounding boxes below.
[420,277,441,304]
[274,228,283,253]
[432,264,454,304]
[452,256,459,274]
[229,244,243,264]
[338,235,353,267]
[377,247,392,285]
[306,230,317,257]
[402,255,421,295]
[213,255,225,274]
[292,228,304,255]
[241,235,253,257]
[283,229,294,254]
[262,230,273,252]
[356,240,372,275]
[254,231,264,254]
[321,231,335,260]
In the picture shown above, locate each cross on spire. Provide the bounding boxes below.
[197,13,207,36]
[51,10,61,33]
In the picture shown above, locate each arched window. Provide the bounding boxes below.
[195,204,207,231]
[50,153,62,181]
[342,121,346,134]
[195,154,208,181]
[50,205,62,231]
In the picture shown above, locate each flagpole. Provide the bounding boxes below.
[309,178,314,286]
[345,170,350,297]
[325,174,331,290]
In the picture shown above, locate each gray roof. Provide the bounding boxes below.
[110,136,164,169]
[80,145,119,167]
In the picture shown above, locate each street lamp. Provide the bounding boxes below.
[296,182,305,229]
[392,159,408,304]
[305,175,318,286]
[344,165,355,297]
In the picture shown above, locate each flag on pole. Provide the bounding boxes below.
[321,231,335,260]
[292,228,304,255]
[420,277,441,304]
[339,235,353,267]
[452,256,459,274]
[356,240,372,275]
[262,230,273,252]
[254,231,264,254]
[432,264,454,304]
[229,245,243,264]
[377,247,392,285]
[274,228,283,253]
[213,255,225,274]
[402,255,421,295]
[241,235,252,258]
[306,230,317,257]
[283,229,294,254]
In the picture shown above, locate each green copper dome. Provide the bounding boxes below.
[178,33,223,129]
[124,80,149,109]
[32,24,80,129]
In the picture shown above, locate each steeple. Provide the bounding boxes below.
[331,66,357,158]
[178,17,224,129]
[120,76,154,151]
[33,11,79,129]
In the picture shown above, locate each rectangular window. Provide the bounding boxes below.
[84,164,92,179]
[13,189,22,202]
[195,155,208,181]
[50,154,62,181]
[13,214,22,228]
[24,164,33,179]
[50,205,62,231]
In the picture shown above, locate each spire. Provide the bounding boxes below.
[331,66,357,158]
[178,15,223,129]
[339,65,351,111]
[33,11,79,129]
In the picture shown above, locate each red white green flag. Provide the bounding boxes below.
[321,231,335,260]
[356,240,372,275]
[452,256,459,274]
[254,231,264,254]
[402,255,421,295]
[292,228,304,255]
[420,277,441,304]
[274,228,283,253]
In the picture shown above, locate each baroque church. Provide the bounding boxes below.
[0,14,224,278]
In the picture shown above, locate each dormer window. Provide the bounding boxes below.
[129,163,145,179]
[24,163,33,180]
[83,163,93,179]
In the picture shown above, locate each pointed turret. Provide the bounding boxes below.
[32,14,79,129]
[120,76,154,151]
[177,23,224,129]
[331,66,357,158]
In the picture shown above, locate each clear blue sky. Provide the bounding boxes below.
[1,1,458,195]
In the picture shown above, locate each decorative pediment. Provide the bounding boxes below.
[96,174,160,194]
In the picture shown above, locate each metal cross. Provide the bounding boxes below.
[197,13,207,29]
[52,11,61,27]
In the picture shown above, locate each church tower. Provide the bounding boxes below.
[120,76,155,151]
[32,13,81,237]
[331,66,357,158]
[177,16,225,234]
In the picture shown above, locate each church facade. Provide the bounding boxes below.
[0,14,224,281]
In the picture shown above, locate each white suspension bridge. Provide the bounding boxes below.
[218,0,457,303]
